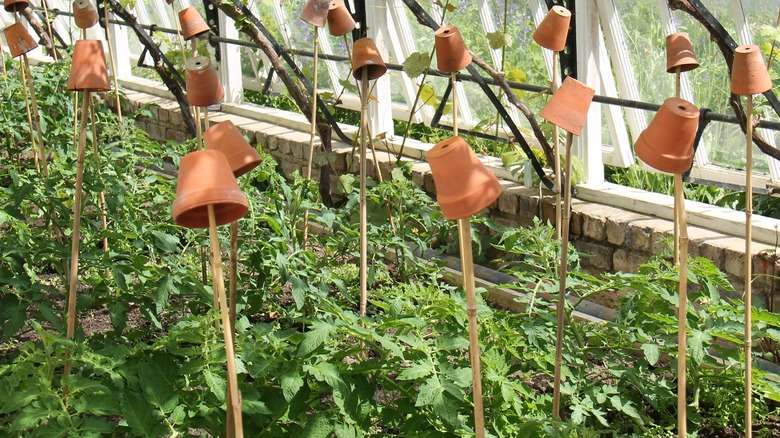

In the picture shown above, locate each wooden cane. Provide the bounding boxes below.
[89,95,110,257]
[359,68,368,317]
[675,171,689,436]
[552,131,574,419]
[103,0,122,123]
[40,0,57,61]
[302,25,320,243]
[552,52,562,238]
[19,56,39,172]
[674,67,682,264]
[207,205,244,438]
[745,93,754,438]
[63,90,91,380]
[22,53,49,177]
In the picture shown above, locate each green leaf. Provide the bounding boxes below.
[297,320,336,357]
[402,52,430,78]
[152,274,173,314]
[138,353,179,413]
[290,275,308,310]
[486,31,510,50]
[415,376,443,406]
[203,367,226,402]
[506,69,527,98]
[641,343,660,366]
[302,412,333,438]
[688,329,712,365]
[281,371,305,402]
[150,230,179,252]
[397,360,433,381]
[419,84,438,108]
[121,392,167,438]
[610,395,642,421]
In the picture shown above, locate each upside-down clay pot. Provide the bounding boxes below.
[426,136,502,220]
[327,0,355,37]
[665,32,699,73]
[73,0,99,29]
[3,23,37,58]
[532,5,571,52]
[731,44,772,96]
[300,0,330,27]
[178,6,210,41]
[173,149,249,229]
[3,0,28,13]
[634,97,699,173]
[434,25,472,73]
[204,120,263,178]
[352,38,387,81]
[67,40,111,91]
[540,76,595,136]
[185,56,224,107]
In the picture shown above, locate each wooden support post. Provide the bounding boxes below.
[552,52,562,239]
[359,69,368,317]
[745,94,754,438]
[302,25,320,244]
[63,91,91,380]
[207,205,244,438]
[89,95,110,257]
[457,218,485,438]
[40,0,57,61]
[674,67,682,264]
[22,53,49,177]
[675,172,688,436]
[19,56,39,173]
[553,132,574,419]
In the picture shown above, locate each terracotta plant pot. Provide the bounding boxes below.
[3,0,28,13]
[327,0,355,37]
[67,40,110,92]
[731,44,772,96]
[635,97,699,174]
[434,25,472,73]
[185,56,224,107]
[178,6,210,41]
[665,32,699,73]
[204,120,262,178]
[300,0,330,27]
[3,23,37,58]
[73,0,99,29]
[426,136,502,220]
[532,5,571,52]
[352,38,387,81]
[540,76,595,136]
[173,149,249,229]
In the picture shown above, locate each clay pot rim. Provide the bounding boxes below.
[550,5,571,17]
[4,0,29,13]
[185,56,211,72]
[427,136,466,159]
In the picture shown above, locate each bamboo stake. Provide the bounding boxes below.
[22,53,49,177]
[552,131,574,419]
[19,56,40,173]
[227,219,239,438]
[89,95,110,257]
[302,25,320,243]
[674,67,682,264]
[103,0,122,123]
[452,70,485,438]
[359,68,368,317]
[457,218,485,438]
[745,94,754,438]
[675,172,689,437]
[552,52,562,238]
[207,205,244,438]
[40,0,57,61]
[63,90,91,380]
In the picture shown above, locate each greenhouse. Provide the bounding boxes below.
[2,0,780,435]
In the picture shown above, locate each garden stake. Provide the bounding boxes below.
[552,53,561,238]
[745,93,754,438]
[22,53,49,177]
[359,67,368,317]
[452,69,486,438]
[674,67,682,264]
[302,24,321,244]
[64,90,92,380]
[19,56,40,173]
[552,131,574,419]
[674,171,689,436]
[103,0,122,122]
[207,204,244,438]
[89,94,110,258]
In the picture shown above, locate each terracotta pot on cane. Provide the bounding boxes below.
[731,45,772,96]
[434,25,472,73]
[73,0,99,30]
[178,6,210,41]
[352,38,387,81]
[67,40,111,92]
[3,23,37,58]
[634,98,699,173]
[3,0,28,12]
[426,136,502,220]
[666,32,699,73]
[327,0,355,37]
[300,0,330,27]
[185,56,224,107]
[532,5,571,52]
[540,76,595,136]
[173,149,249,229]
[205,120,263,178]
